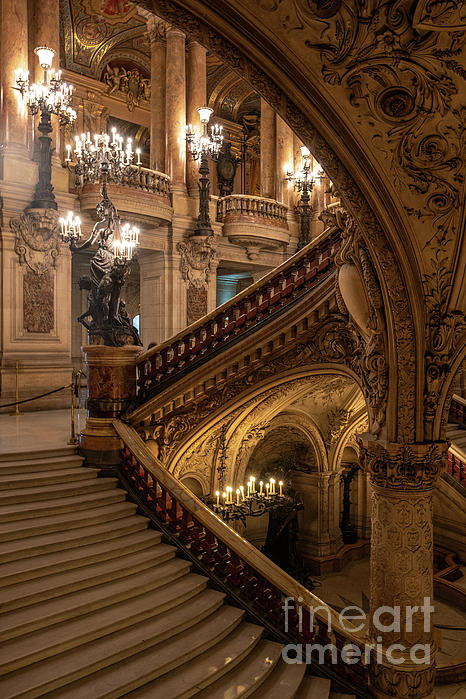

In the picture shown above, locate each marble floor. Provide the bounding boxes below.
[312,558,466,693]
[0,408,87,454]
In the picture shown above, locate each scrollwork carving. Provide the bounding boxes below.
[358,439,447,491]
[11,210,60,275]
[177,237,217,289]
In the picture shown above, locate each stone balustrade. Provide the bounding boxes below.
[450,393,466,426]
[120,165,171,197]
[217,194,288,229]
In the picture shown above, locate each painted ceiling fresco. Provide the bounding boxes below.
[60,0,149,77]
[60,0,259,122]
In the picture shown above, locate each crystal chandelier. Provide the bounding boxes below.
[16,46,76,126]
[65,128,141,188]
[205,475,299,525]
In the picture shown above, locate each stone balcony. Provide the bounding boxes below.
[217,194,290,260]
[71,167,173,225]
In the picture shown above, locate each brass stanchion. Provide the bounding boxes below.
[68,369,77,445]
[9,361,23,416]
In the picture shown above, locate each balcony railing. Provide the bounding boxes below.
[136,228,341,401]
[450,394,466,426]
[448,447,465,485]
[120,165,171,197]
[217,194,288,229]
[115,420,369,696]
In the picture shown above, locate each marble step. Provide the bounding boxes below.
[295,676,332,698]
[0,558,191,640]
[0,557,192,642]
[0,573,208,675]
[0,447,78,464]
[0,488,126,523]
[0,500,138,542]
[198,639,283,698]
[0,543,176,612]
[129,621,264,698]
[0,514,149,564]
[0,477,119,506]
[0,467,100,490]
[249,657,307,698]
[0,455,84,475]
[45,602,244,699]
[0,528,161,587]
[0,591,234,698]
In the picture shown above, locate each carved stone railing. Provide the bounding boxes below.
[217,194,288,229]
[448,446,465,485]
[450,394,466,426]
[120,165,171,197]
[114,420,369,696]
[136,228,341,401]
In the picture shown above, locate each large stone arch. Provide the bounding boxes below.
[169,368,363,486]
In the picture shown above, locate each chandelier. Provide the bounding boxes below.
[16,46,76,126]
[65,128,141,188]
[186,107,223,161]
[186,107,223,237]
[205,475,299,525]
[60,127,142,346]
[286,146,318,251]
[15,46,76,210]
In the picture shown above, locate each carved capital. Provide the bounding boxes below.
[177,237,217,289]
[146,14,169,43]
[11,209,60,274]
[358,436,447,491]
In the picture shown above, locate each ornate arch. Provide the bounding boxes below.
[141,0,436,444]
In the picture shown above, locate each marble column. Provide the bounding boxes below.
[0,0,28,149]
[138,249,167,347]
[187,39,207,195]
[260,97,276,200]
[165,26,186,191]
[147,15,167,173]
[359,438,447,699]
[275,115,294,206]
[292,470,343,568]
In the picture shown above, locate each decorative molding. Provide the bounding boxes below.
[358,438,448,491]
[11,210,60,275]
[177,236,217,288]
[104,65,150,111]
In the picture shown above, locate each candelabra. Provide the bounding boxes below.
[60,128,142,347]
[287,146,315,251]
[186,107,223,237]
[204,475,299,526]
[15,46,76,210]
[64,129,141,189]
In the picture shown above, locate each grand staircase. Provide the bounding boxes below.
[0,446,355,699]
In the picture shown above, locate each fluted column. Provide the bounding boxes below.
[275,115,294,206]
[260,97,276,199]
[359,438,447,699]
[0,0,28,149]
[187,39,207,195]
[147,16,167,173]
[165,26,186,191]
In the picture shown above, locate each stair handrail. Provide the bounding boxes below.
[114,419,369,692]
[136,223,342,399]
